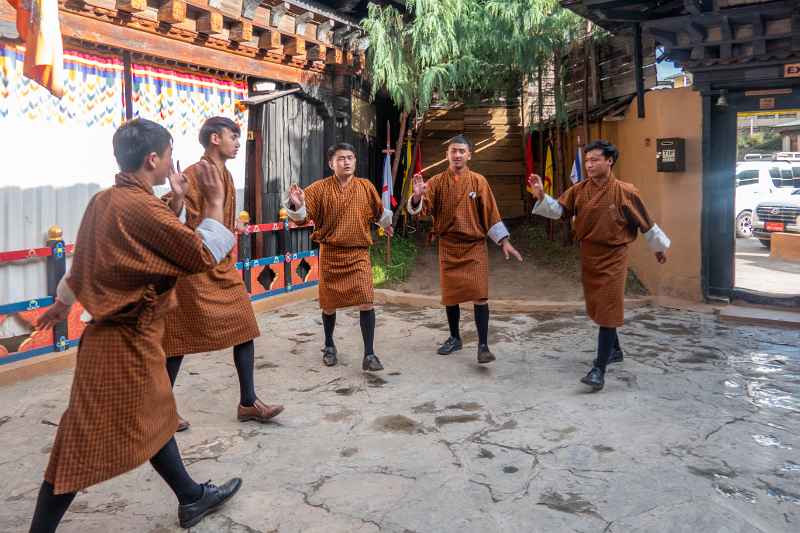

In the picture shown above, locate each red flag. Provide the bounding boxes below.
[414,143,423,176]
[525,133,536,194]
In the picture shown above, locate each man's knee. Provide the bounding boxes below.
[322,309,336,316]
[473,299,488,306]
[358,304,374,311]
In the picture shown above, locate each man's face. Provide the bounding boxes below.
[211,128,240,160]
[329,149,356,177]
[584,149,613,180]
[147,144,173,186]
[447,143,471,170]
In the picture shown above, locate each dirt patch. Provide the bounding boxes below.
[373,415,426,434]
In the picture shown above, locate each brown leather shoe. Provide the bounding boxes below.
[237,399,284,423]
[176,415,190,432]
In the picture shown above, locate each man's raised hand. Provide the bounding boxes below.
[411,173,427,201]
[528,174,545,201]
[195,160,224,207]
[289,184,305,209]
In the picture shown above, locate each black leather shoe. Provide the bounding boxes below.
[179,478,242,529]
[322,346,338,367]
[362,353,384,372]
[477,344,496,364]
[437,336,463,355]
[593,349,624,367]
[580,367,605,391]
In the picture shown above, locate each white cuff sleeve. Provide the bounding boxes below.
[178,205,187,224]
[196,218,236,264]
[378,209,393,229]
[407,195,423,215]
[531,195,564,220]
[644,224,671,253]
[487,221,510,245]
[56,274,76,306]
[284,201,307,222]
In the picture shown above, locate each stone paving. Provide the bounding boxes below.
[0,300,798,532]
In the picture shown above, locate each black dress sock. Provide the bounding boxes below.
[166,355,184,388]
[360,310,376,356]
[29,481,76,533]
[322,312,336,347]
[445,305,461,339]
[149,437,203,506]
[233,340,257,407]
[595,327,617,371]
[474,303,489,346]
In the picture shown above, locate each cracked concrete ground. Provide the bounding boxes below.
[0,301,798,532]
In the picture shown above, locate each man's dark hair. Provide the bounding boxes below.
[327,142,357,160]
[112,118,172,173]
[199,116,241,148]
[447,134,474,152]
[584,140,619,165]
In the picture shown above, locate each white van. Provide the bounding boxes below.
[735,161,798,238]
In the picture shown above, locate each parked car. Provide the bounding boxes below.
[735,161,797,238]
[752,190,800,247]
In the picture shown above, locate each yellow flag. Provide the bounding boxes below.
[543,144,554,196]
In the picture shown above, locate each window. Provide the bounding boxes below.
[736,169,759,187]
[770,167,795,187]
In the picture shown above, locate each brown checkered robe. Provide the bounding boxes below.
[45,173,222,495]
[162,158,259,356]
[297,176,384,310]
[558,175,655,328]
[418,169,504,306]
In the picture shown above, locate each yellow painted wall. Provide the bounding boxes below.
[603,88,704,301]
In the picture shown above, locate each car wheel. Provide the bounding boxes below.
[735,211,753,238]
[759,239,771,248]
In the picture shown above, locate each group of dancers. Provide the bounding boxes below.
[28,117,669,531]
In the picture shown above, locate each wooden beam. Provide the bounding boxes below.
[157,0,186,25]
[752,14,766,56]
[719,15,732,59]
[793,11,800,52]
[258,29,282,52]
[633,23,645,119]
[197,11,224,35]
[116,0,145,13]
[649,29,677,47]
[57,9,311,83]
[230,21,253,43]
[683,0,700,16]
[326,47,343,65]
[687,22,707,42]
[284,36,306,59]
[295,12,314,35]
[317,19,334,43]
[270,2,290,27]
[241,0,260,20]
[307,44,327,62]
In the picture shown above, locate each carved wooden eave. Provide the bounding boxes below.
[0,0,366,83]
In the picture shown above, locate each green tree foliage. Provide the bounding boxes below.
[362,0,588,115]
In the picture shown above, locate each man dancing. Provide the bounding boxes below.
[286,142,393,371]
[30,119,240,531]
[164,117,283,431]
[408,135,523,364]
[529,140,670,391]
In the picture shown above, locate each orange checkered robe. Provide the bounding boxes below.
[162,158,259,356]
[45,173,222,495]
[296,176,384,310]
[417,169,504,306]
[557,175,655,328]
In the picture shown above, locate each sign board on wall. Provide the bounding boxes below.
[785,64,800,78]
[656,138,685,172]
[760,97,776,110]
